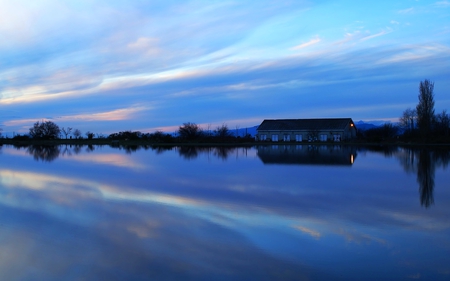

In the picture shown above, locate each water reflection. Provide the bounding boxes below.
[1,144,450,280]
[363,146,450,208]
[256,145,357,166]
[16,144,250,162]
[27,145,61,162]
[177,146,250,160]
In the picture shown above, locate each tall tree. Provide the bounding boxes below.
[416,79,435,137]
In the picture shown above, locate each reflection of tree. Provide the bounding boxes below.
[396,147,450,208]
[73,145,82,154]
[178,146,199,160]
[177,146,244,160]
[151,146,174,154]
[370,146,450,208]
[397,148,418,174]
[213,147,235,160]
[417,149,435,208]
[27,145,61,162]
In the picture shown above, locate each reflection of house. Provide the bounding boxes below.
[257,145,357,166]
[256,118,357,142]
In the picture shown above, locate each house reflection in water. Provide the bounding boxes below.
[257,145,357,166]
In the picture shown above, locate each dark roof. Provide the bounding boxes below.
[257,118,354,131]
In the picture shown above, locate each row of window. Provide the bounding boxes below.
[258,134,342,142]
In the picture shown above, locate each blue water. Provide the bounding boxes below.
[0,144,449,280]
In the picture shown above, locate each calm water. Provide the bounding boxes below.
[0,144,449,281]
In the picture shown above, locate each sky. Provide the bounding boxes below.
[1,0,450,136]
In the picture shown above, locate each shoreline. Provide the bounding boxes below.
[1,139,449,147]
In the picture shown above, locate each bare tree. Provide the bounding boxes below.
[73,129,82,139]
[400,108,417,132]
[416,79,435,137]
[61,127,73,139]
[85,131,94,140]
[214,124,231,138]
[435,110,450,136]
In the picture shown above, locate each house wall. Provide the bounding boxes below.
[257,126,356,142]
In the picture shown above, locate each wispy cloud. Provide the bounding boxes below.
[361,29,393,41]
[398,7,415,14]
[435,1,450,8]
[57,106,150,122]
[290,37,321,50]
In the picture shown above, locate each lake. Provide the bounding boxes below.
[0,144,449,280]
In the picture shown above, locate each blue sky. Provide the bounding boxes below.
[1,0,450,136]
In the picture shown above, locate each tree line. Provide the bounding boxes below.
[362,79,449,143]
[7,121,253,143]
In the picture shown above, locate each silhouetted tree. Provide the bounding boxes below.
[61,127,73,139]
[214,124,231,138]
[416,79,435,138]
[400,108,417,132]
[364,123,399,141]
[178,122,203,140]
[85,131,94,140]
[73,129,82,139]
[434,110,450,137]
[29,121,60,139]
[145,131,173,143]
[108,131,142,140]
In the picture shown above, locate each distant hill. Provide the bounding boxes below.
[355,121,379,131]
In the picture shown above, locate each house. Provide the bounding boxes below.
[256,118,357,142]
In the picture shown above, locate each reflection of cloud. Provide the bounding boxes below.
[335,228,386,245]
[66,154,147,170]
[383,212,450,231]
[126,220,160,238]
[293,225,321,239]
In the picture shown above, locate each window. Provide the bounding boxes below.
[320,134,327,142]
[283,135,290,142]
[333,134,341,142]
[295,134,302,142]
[271,134,279,142]
[259,134,267,141]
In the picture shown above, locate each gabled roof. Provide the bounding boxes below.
[257,118,354,131]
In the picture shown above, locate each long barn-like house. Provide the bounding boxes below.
[256,118,357,142]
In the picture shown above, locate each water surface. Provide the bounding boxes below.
[0,144,449,280]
